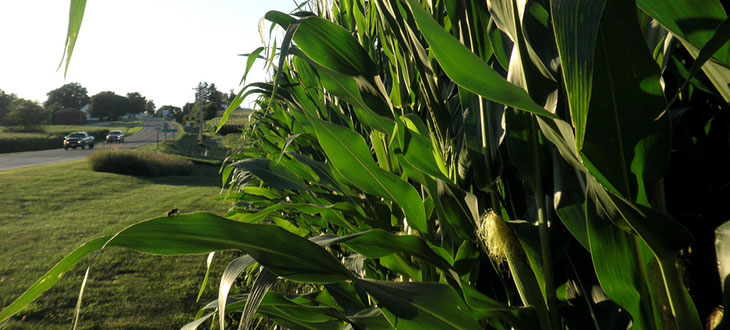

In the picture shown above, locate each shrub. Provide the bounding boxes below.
[0,133,62,153]
[89,150,193,177]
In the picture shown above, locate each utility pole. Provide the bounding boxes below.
[194,84,204,144]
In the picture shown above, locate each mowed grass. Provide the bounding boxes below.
[0,160,237,329]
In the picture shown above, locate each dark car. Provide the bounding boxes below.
[106,130,125,143]
[64,132,95,150]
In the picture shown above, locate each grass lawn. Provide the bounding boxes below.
[0,160,237,329]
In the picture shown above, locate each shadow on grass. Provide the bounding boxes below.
[137,164,224,188]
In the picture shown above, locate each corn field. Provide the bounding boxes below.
[3,0,730,329]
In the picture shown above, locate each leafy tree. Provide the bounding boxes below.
[0,89,17,125]
[123,92,146,117]
[195,82,223,106]
[144,100,156,116]
[225,89,236,104]
[44,82,89,110]
[203,102,218,120]
[4,99,49,127]
[90,91,125,121]
[182,102,195,116]
[158,105,183,121]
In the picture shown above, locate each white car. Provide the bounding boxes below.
[106,130,125,143]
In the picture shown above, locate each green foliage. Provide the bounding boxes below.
[89,150,193,177]
[0,89,18,124]
[203,102,219,120]
[90,91,149,120]
[145,99,156,116]
[89,91,125,120]
[5,0,730,329]
[139,123,229,162]
[124,92,147,116]
[43,82,90,110]
[0,133,60,153]
[3,99,50,128]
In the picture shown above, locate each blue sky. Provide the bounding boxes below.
[0,0,299,108]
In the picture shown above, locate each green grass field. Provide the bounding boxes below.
[0,160,237,329]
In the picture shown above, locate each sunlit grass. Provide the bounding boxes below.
[0,160,236,329]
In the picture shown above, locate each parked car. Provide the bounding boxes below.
[106,130,125,143]
[63,132,94,150]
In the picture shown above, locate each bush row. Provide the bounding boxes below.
[0,133,62,154]
[88,150,193,177]
[0,128,123,154]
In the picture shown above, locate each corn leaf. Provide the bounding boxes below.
[58,0,86,77]
[308,117,427,233]
[218,256,256,330]
[550,0,606,150]
[637,0,730,102]
[357,279,481,330]
[406,0,556,119]
[581,0,670,205]
[0,237,108,323]
[292,16,377,77]
[230,158,309,191]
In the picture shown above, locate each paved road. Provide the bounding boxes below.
[0,120,174,171]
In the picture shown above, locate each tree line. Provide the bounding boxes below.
[0,82,236,128]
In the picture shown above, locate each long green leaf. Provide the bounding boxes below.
[293,16,377,77]
[406,0,556,119]
[638,0,730,64]
[240,47,265,84]
[585,187,653,329]
[357,279,481,330]
[0,237,108,323]
[341,229,453,271]
[196,252,215,303]
[104,213,353,283]
[230,158,309,191]
[581,0,670,205]
[59,0,87,77]
[669,17,730,107]
[637,0,730,102]
[218,255,256,330]
[308,118,427,233]
[240,268,277,330]
[550,0,606,150]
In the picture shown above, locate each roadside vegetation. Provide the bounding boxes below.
[0,124,142,154]
[0,160,233,329]
[140,123,230,166]
[89,150,194,176]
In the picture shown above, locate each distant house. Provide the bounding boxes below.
[80,104,99,121]
[157,108,172,118]
[52,107,85,125]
